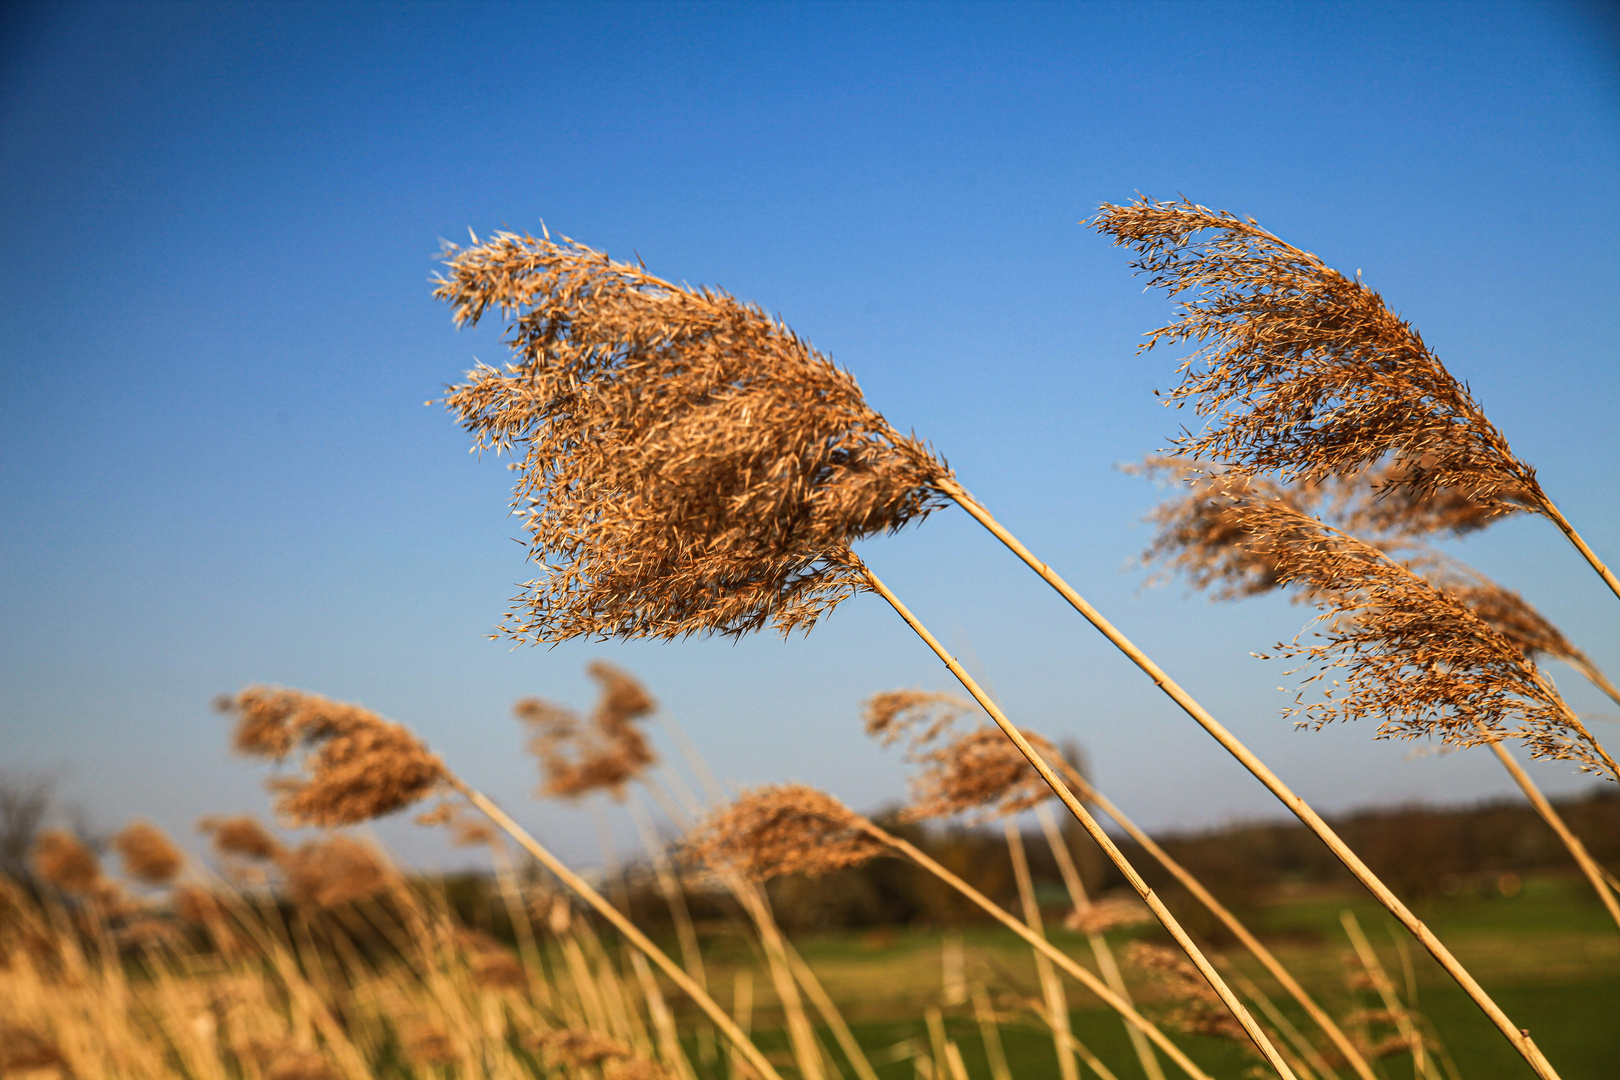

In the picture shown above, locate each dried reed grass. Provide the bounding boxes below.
[221,687,448,826]
[434,231,952,641]
[280,835,393,909]
[685,785,885,880]
[519,661,658,799]
[903,726,1091,823]
[1242,501,1618,781]
[201,813,286,861]
[1094,195,1617,599]
[112,820,182,885]
[31,829,100,894]
[1125,943,1251,1046]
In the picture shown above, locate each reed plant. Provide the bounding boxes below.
[406,202,1603,1079]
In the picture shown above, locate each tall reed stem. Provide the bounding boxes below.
[856,818,1214,1080]
[859,562,1296,1080]
[1033,804,1166,1080]
[448,779,786,1080]
[1003,821,1080,1080]
[1486,740,1620,931]
[1536,496,1620,603]
[939,482,1562,1080]
[1084,789,1377,1080]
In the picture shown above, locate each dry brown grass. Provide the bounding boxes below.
[1241,501,1618,780]
[518,660,659,799]
[220,687,448,827]
[433,230,953,641]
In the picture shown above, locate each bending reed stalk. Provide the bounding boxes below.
[447,779,786,1080]
[858,562,1293,1080]
[850,819,1213,1080]
[938,481,1562,1080]
[1084,789,1377,1080]
[1002,821,1080,1080]
[1486,740,1620,931]
[1032,805,1166,1080]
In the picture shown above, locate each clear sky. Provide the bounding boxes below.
[3,0,1617,869]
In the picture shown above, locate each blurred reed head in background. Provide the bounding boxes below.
[434,230,953,641]
[686,784,885,881]
[517,661,657,799]
[111,820,182,886]
[219,687,447,827]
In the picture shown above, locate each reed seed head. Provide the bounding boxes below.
[518,662,659,799]
[1064,896,1153,935]
[1125,942,1249,1046]
[220,687,448,827]
[1094,198,1544,516]
[31,829,100,894]
[280,835,393,908]
[1136,457,1600,679]
[686,784,886,881]
[902,726,1090,823]
[113,820,183,885]
[434,230,953,641]
[1242,501,1613,778]
[862,689,979,749]
[200,814,285,861]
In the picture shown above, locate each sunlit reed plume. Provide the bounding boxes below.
[1093,198,1538,511]
[862,689,980,748]
[1125,943,1250,1047]
[1096,196,1619,604]
[1064,896,1153,936]
[685,785,886,880]
[31,829,100,894]
[111,820,183,885]
[200,813,285,861]
[1243,501,1618,781]
[220,687,448,826]
[280,835,393,908]
[434,231,953,641]
[903,726,1091,823]
[517,661,658,799]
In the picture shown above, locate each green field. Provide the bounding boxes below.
[691,872,1619,1080]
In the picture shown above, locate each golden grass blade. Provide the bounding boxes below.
[939,484,1564,1079]
[1340,912,1429,1080]
[1034,804,1168,1080]
[969,984,1013,1080]
[453,781,787,1080]
[1002,821,1080,1080]
[859,561,1297,1080]
[1084,790,1372,1080]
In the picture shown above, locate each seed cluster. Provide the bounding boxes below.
[434,231,953,641]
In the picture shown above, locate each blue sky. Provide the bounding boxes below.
[2,0,1617,869]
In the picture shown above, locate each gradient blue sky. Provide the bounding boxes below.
[3,0,1617,869]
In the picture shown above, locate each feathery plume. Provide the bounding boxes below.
[862,689,979,748]
[1125,942,1250,1047]
[434,231,952,641]
[903,726,1091,823]
[31,829,100,894]
[1243,501,1618,780]
[1093,197,1540,515]
[279,835,393,908]
[1136,457,1612,690]
[1064,895,1153,935]
[200,814,285,861]
[220,687,447,827]
[112,820,183,885]
[517,661,658,799]
[686,785,885,881]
